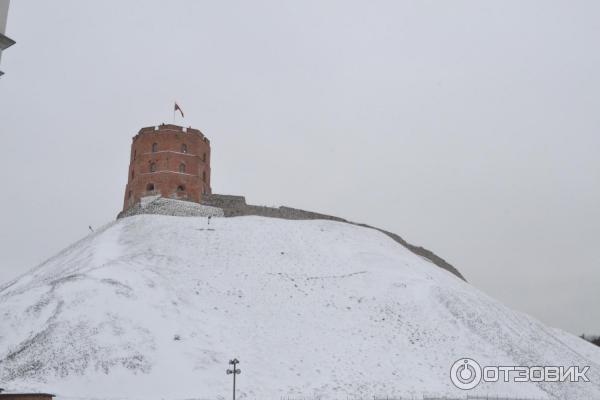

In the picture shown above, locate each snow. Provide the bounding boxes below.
[140,195,161,207]
[0,214,599,400]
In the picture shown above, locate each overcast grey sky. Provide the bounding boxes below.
[0,0,598,335]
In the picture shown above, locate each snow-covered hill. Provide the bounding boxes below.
[0,214,598,399]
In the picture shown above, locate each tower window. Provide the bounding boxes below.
[202,171,206,182]
[146,183,155,191]
[179,163,186,173]
[131,169,135,179]
[152,143,158,153]
[128,190,132,198]
[181,144,188,153]
[133,150,137,160]
[150,162,157,172]
[202,153,207,162]
[177,185,185,192]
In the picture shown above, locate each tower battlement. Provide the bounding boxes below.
[122,123,212,211]
[133,124,210,142]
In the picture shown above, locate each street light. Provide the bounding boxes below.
[226,358,241,400]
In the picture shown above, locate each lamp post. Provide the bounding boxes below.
[226,358,241,400]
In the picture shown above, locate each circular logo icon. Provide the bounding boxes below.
[450,358,482,390]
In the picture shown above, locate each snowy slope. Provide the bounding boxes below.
[0,214,599,399]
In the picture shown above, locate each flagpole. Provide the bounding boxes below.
[173,102,176,124]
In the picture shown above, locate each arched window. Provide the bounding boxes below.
[202,153,207,162]
[177,185,185,192]
[181,144,188,153]
[202,171,206,182]
[152,143,158,153]
[179,163,186,173]
[133,150,136,160]
[131,169,135,179]
[128,190,132,198]
[146,183,155,191]
[150,162,157,172]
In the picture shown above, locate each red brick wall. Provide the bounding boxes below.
[0,396,54,400]
[122,124,212,211]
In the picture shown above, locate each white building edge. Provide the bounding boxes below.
[0,0,15,77]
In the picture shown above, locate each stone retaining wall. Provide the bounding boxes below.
[118,196,223,219]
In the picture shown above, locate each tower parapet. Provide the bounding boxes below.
[122,124,212,211]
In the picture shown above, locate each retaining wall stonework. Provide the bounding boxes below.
[118,196,223,219]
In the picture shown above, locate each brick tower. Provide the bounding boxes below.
[122,124,212,211]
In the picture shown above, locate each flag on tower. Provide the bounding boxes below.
[174,102,185,118]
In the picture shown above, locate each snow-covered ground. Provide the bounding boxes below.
[0,214,598,399]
